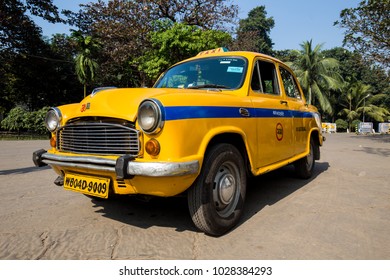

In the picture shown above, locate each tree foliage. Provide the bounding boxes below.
[144,0,238,30]
[232,6,274,54]
[291,40,342,115]
[338,81,389,128]
[0,0,61,52]
[321,47,390,121]
[0,0,82,113]
[335,0,390,68]
[0,106,49,134]
[138,22,232,81]
[335,119,348,132]
[71,31,101,97]
[63,0,238,87]
[1,107,26,132]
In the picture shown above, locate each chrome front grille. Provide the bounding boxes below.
[57,122,139,155]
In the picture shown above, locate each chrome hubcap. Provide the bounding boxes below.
[218,174,235,205]
[213,161,240,218]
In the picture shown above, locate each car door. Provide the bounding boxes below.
[249,59,295,168]
[279,66,308,155]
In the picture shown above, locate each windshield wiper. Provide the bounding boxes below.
[188,84,231,89]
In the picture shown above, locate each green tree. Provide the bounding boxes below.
[0,0,80,111]
[25,106,50,134]
[338,81,389,130]
[71,31,100,97]
[322,47,390,116]
[137,21,232,82]
[292,40,342,114]
[144,0,238,30]
[1,106,27,133]
[47,34,82,105]
[66,0,238,33]
[335,119,348,132]
[1,106,50,134]
[65,0,238,87]
[0,0,61,52]
[232,6,274,54]
[274,49,301,63]
[335,0,390,68]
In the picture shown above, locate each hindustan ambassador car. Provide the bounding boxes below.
[33,48,324,236]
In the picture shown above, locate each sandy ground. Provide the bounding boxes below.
[0,133,389,260]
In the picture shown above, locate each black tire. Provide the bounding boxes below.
[188,143,246,236]
[294,138,316,179]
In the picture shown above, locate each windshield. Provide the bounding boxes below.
[154,56,247,90]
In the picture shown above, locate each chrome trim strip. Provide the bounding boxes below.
[41,152,199,177]
[42,153,116,166]
[43,159,116,172]
[127,161,199,177]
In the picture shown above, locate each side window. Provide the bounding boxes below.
[280,67,302,99]
[251,60,279,95]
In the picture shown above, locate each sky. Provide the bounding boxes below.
[34,0,361,51]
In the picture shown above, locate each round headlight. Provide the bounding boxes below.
[313,112,322,129]
[45,108,62,132]
[138,99,164,134]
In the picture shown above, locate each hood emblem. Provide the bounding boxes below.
[81,102,90,112]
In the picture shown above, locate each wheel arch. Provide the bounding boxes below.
[309,129,321,160]
[201,130,253,177]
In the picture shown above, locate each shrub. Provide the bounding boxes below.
[25,107,50,135]
[1,106,49,135]
[351,119,360,132]
[335,119,348,132]
[0,106,27,132]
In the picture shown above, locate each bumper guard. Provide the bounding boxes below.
[32,150,199,179]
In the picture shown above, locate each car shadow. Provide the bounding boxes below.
[90,193,196,233]
[241,162,330,225]
[90,161,330,235]
[0,165,50,175]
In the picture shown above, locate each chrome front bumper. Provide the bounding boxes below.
[33,149,200,179]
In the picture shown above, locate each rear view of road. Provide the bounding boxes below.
[0,133,389,259]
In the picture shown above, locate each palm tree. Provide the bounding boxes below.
[71,31,100,97]
[338,81,390,130]
[292,40,342,114]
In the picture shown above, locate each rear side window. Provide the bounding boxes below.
[280,67,302,99]
[251,60,279,95]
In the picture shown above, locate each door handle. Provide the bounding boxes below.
[239,108,250,117]
[280,100,288,105]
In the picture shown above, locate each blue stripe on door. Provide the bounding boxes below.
[164,106,313,121]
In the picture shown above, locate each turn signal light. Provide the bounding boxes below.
[145,139,160,156]
[50,136,56,147]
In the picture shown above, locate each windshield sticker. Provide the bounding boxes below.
[227,66,243,73]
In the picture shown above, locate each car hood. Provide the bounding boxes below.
[63,87,230,123]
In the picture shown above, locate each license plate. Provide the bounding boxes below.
[64,173,110,199]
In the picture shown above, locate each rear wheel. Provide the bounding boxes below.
[188,144,246,236]
[294,138,316,179]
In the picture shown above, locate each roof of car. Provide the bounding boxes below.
[185,48,284,65]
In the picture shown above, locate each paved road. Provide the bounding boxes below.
[0,134,389,259]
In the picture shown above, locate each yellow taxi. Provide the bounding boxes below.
[33,48,324,236]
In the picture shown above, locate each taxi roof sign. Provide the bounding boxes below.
[197,47,229,56]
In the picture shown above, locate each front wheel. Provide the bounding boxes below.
[188,144,246,236]
[294,138,316,179]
